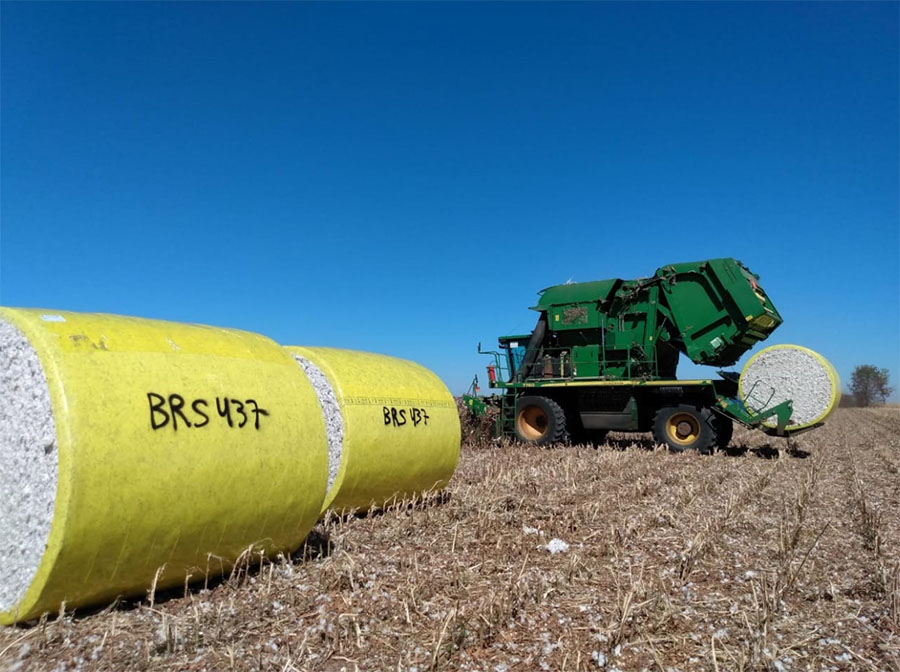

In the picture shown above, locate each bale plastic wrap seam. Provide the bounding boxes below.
[286,346,460,513]
[0,308,328,624]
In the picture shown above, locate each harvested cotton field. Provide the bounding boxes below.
[1,408,899,671]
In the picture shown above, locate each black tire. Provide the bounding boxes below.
[652,405,718,454]
[714,414,734,450]
[514,395,566,445]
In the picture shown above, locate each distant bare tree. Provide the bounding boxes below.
[849,365,893,407]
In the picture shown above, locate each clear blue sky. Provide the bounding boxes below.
[2,2,898,397]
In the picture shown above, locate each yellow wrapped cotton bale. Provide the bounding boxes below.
[0,308,328,624]
[286,347,460,512]
[739,344,841,431]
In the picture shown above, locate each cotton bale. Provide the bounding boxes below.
[0,308,328,624]
[286,346,460,512]
[739,344,840,431]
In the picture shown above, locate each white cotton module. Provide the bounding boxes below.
[739,344,840,430]
[0,318,58,615]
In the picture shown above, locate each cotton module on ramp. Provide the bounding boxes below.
[463,258,839,451]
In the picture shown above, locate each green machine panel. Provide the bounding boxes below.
[572,345,600,378]
[657,258,782,366]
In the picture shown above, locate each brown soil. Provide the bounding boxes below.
[1,408,899,671]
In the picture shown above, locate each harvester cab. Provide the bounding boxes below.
[484,336,529,381]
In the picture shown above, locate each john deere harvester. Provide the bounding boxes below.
[463,258,838,451]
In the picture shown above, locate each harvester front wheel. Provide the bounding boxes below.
[653,405,717,454]
[515,396,566,446]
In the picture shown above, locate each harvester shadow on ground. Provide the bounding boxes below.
[573,436,810,459]
[585,436,661,452]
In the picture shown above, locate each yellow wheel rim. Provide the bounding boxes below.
[517,405,548,441]
[666,412,700,446]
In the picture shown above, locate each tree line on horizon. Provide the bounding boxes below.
[840,365,894,407]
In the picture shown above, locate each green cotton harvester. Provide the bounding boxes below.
[463,258,840,451]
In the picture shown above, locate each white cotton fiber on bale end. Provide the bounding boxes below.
[739,344,840,430]
[293,355,343,494]
[0,318,58,614]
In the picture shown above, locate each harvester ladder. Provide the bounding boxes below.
[500,392,517,437]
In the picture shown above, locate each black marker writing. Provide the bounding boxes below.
[383,406,430,428]
[148,392,269,432]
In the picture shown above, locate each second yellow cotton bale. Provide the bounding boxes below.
[286,346,460,512]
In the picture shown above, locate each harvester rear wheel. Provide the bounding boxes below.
[515,396,566,446]
[653,405,717,454]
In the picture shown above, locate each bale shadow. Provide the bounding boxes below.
[14,524,340,627]
[594,437,658,452]
[725,443,811,459]
[74,491,454,620]
[42,490,458,623]
[574,437,811,459]
[334,489,453,522]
